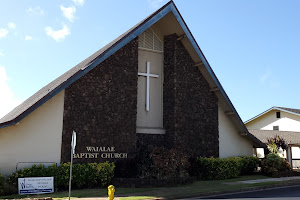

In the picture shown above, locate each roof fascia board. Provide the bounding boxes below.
[0,3,173,129]
[245,107,300,124]
[170,4,250,135]
[244,107,274,124]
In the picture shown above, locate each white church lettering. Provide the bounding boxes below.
[73,146,127,159]
[73,153,99,159]
[86,146,115,152]
[101,153,127,159]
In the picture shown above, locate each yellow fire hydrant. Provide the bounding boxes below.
[108,185,115,200]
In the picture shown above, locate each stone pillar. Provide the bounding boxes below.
[163,34,219,158]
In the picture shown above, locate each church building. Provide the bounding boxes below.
[0,1,263,175]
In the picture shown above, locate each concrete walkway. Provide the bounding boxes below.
[224,176,300,185]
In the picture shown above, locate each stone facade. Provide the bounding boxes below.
[163,34,219,157]
[61,38,139,163]
[61,33,219,163]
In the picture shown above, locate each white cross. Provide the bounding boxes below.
[138,61,159,111]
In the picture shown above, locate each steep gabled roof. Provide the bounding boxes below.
[245,106,300,124]
[0,1,264,147]
[0,1,173,128]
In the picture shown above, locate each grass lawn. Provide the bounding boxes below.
[1,175,296,200]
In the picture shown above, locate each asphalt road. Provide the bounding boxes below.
[197,185,300,200]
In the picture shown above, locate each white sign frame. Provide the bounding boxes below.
[18,177,54,195]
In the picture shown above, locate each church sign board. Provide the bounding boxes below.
[18,177,54,195]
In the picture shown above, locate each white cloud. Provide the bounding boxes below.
[27,6,44,16]
[45,25,70,42]
[0,50,4,56]
[25,35,33,40]
[60,5,76,22]
[0,29,8,38]
[259,70,271,83]
[147,0,165,8]
[259,68,280,88]
[0,66,22,118]
[8,22,16,29]
[73,0,85,6]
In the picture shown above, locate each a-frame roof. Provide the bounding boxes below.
[0,1,264,147]
[245,106,300,124]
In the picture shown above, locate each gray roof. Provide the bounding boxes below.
[249,129,300,145]
[277,107,300,115]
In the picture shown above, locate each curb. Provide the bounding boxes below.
[170,179,300,199]
[195,184,300,199]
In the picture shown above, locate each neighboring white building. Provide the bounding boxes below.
[245,106,300,168]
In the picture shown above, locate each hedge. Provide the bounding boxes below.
[239,156,260,175]
[6,162,115,191]
[193,156,259,180]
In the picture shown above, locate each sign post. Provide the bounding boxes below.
[68,131,76,200]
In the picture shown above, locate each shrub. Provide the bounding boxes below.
[0,173,5,195]
[192,156,260,180]
[195,157,242,180]
[0,173,18,196]
[54,163,70,189]
[5,162,115,191]
[261,153,291,175]
[95,162,115,187]
[239,156,260,175]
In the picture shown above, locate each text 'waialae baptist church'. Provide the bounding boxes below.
[0,1,264,175]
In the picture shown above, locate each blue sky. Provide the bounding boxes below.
[0,0,300,121]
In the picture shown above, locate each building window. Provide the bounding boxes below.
[276,111,281,118]
[273,126,279,130]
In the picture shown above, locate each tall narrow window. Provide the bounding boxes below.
[136,28,164,134]
[276,111,280,118]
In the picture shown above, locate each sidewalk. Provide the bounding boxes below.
[224,176,300,185]
[179,176,300,200]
